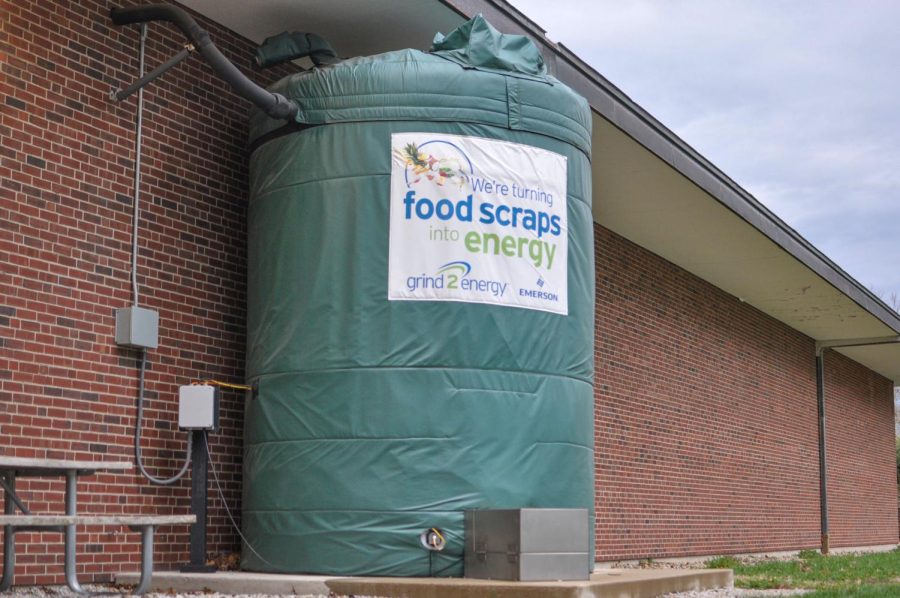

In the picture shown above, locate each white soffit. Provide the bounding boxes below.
[835,344,900,383]
[178,0,465,57]
[592,113,897,344]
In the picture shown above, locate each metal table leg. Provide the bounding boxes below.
[131,525,156,595]
[0,476,29,516]
[63,470,86,594]
[0,473,15,591]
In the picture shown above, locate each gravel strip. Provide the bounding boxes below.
[3,588,387,598]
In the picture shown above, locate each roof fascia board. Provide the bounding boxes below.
[439,0,900,335]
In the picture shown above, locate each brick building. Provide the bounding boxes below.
[1,0,898,585]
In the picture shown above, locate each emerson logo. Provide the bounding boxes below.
[406,261,508,298]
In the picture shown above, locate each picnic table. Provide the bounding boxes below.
[0,456,194,594]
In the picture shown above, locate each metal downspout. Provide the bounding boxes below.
[815,348,829,554]
[813,333,900,555]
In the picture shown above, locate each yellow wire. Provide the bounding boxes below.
[191,379,253,391]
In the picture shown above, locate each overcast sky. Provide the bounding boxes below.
[510,0,900,307]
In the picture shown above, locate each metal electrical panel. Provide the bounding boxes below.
[178,385,219,431]
[115,306,159,349]
[464,508,590,581]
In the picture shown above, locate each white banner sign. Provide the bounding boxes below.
[388,133,568,314]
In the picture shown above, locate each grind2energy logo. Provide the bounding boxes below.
[387,132,568,315]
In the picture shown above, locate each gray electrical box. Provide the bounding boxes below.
[178,385,219,431]
[464,508,590,581]
[115,306,159,349]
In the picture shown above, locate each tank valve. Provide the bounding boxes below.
[419,528,446,551]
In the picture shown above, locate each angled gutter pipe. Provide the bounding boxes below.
[813,335,900,554]
[110,4,299,121]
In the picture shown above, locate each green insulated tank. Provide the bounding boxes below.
[243,16,594,576]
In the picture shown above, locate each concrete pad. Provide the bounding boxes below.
[329,569,732,598]
[115,571,335,595]
[117,568,732,597]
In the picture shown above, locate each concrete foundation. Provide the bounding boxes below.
[116,568,733,597]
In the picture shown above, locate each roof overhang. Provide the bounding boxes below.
[834,343,900,382]
[176,0,900,381]
[177,0,465,59]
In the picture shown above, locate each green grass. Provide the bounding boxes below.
[706,555,741,570]
[803,586,900,597]
[705,548,900,595]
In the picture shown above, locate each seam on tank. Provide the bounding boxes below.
[527,124,589,147]
[293,108,590,151]
[282,90,590,141]
[298,108,508,123]
[527,121,589,147]
[320,55,560,84]
[529,125,590,153]
[244,439,593,450]
[250,366,593,386]
[534,441,592,450]
[251,173,389,201]
[298,55,454,69]
[251,117,591,158]
[244,437,453,444]
[291,91,509,103]
[252,176,589,205]
[297,99,507,113]
[450,387,536,395]
[250,113,513,152]
[519,101,589,133]
[242,508,464,514]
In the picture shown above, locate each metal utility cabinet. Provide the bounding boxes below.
[464,509,590,581]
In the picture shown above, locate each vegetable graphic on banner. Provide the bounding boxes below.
[388,133,568,314]
[400,142,468,188]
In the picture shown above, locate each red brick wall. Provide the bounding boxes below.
[1,0,293,584]
[594,224,899,560]
[824,351,899,548]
